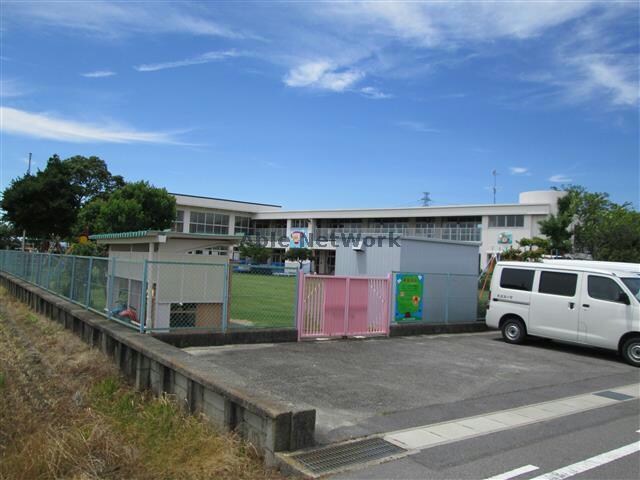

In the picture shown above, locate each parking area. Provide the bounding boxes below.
[185,332,640,444]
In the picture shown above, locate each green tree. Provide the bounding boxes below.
[589,206,640,262]
[66,241,107,257]
[1,156,79,240]
[78,181,176,234]
[0,222,19,250]
[239,241,271,264]
[64,155,124,205]
[285,248,314,268]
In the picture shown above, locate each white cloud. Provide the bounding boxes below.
[576,55,638,106]
[0,106,183,144]
[396,121,440,134]
[510,167,530,176]
[360,86,392,99]
[549,174,573,183]
[6,1,246,39]
[284,61,364,92]
[81,70,116,78]
[0,78,28,97]
[135,50,241,72]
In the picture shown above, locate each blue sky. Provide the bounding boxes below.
[1,1,638,210]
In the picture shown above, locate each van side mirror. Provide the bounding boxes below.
[618,292,631,305]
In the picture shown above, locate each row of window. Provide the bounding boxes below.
[489,215,525,228]
[500,268,627,303]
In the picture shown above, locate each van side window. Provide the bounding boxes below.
[500,268,534,291]
[588,276,625,303]
[538,271,577,297]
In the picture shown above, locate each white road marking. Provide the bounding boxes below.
[529,441,640,480]
[485,464,539,480]
[384,384,639,451]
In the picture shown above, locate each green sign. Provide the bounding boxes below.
[395,274,424,322]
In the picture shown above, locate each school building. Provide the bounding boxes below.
[171,190,564,274]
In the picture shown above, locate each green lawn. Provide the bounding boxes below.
[229,273,296,329]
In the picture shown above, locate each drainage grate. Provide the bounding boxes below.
[594,390,635,401]
[290,437,406,476]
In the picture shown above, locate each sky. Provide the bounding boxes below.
[1,1,638,210]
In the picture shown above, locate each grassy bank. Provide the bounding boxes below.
[0,287,281,480]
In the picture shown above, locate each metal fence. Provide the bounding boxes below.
[229,263,298,329]
[392,272,482,324]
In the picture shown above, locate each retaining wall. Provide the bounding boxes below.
[0,272,316,465]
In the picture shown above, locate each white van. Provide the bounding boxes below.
[486,261,640,367]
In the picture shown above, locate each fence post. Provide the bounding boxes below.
[343,277,350,336]
[69,255,77,300]
[107,257,116,320]
[221,263,229,333]
[139,259,148,333]
[85,257,94,309]
[445,273,451,323]
[46,254,52,291]
[296,269,305,341]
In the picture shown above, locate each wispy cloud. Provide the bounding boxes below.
[0,78,28,97]
[360,86,392,99]
[81,70,116,78]
[510,167,531,176]
[135,50,242,72]
[0,106,183,144]
[396,121,440,134]
[549,174,573,183]
[6,1,247,39]
[284,61,364,92]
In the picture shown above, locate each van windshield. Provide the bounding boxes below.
[621,278,640,301]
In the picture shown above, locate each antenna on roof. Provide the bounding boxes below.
[492,169,498,204]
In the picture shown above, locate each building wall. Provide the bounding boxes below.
[399,238,479,275]
[335,241,401,277]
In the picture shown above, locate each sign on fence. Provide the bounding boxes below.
[395,273,424,322]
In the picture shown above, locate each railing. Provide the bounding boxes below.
[314,227,482,242]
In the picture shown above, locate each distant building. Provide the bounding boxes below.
[170,190,564,273]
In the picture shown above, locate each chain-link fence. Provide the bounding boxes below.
[229,263,297,329]
[392,271,482,324]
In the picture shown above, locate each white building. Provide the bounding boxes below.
[171,190,564,273]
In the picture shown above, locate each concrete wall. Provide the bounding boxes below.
[0,271,315,465]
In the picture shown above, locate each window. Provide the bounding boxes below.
[172,210,184,232]
[291,219,307,228]
[170,303,197,328]
[489,215,524,228]
[234,216,252,235]
[189,211,229,234]
[539,271,577,297]
[500,268,535,291]
[588,276,626,303]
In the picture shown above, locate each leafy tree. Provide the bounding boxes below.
[239,241,270,264]
[78,181,176,234]
[66,241,107,257]
[588,206,640,262]
[285,248,314,268]
[0,222,19,250]
[1,156,79,240]
[64,155,124,205]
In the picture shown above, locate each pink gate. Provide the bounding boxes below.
[297,273,391,339]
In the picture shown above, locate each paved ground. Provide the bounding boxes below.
[186,331,640,444]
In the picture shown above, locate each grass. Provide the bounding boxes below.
[230,273,296,328]
[0,287,282,480]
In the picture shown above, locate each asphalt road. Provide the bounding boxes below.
[335,398,640,480]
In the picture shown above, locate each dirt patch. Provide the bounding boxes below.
[0,287,283,480]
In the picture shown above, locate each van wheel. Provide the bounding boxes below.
[621,337,640,367]
[502,318,526,345]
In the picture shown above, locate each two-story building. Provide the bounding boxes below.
[170,190,564,273]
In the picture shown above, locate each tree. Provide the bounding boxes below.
[1,156,79,240]
[239,241,270,264]
[77,181,176,234]
[500,236,549,262]
[66,241,107,257]
[285,248,314,268]
[588,206,640,262]
[63,155,124,205]
[0,222,19,250]
[538,213,572,254]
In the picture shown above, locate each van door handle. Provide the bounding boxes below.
[582,304,590,308]
[569,302,575,309]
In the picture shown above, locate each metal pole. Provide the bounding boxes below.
[69,255,77,300]
[21,153,32,252]
[139,260,148,333]
[46,254,52,291]
[85,257,93,309]
[107,257,116,320]
[221,263,229,333]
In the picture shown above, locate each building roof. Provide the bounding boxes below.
[90,230,244,243]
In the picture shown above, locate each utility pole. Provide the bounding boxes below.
[492,169,498,204]
[21,153,32,251]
